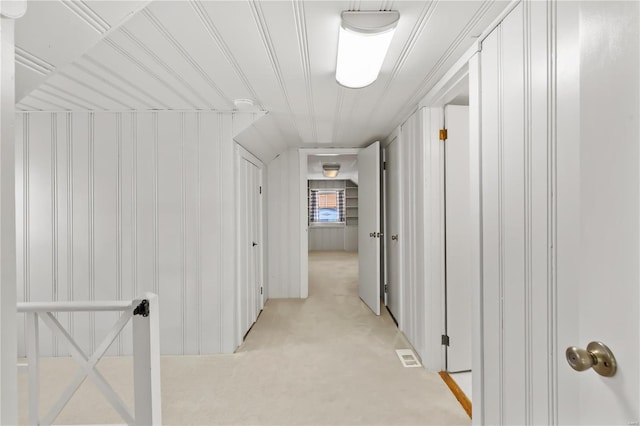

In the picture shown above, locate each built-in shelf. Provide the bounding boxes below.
[345,180,358,226]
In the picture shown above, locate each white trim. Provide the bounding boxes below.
[395,130,404,332]
[382,146,388,308]
[419,51,472,109]
[237,143,264,168]
[17,300,133,312]
[1,16,18,425]
[418,0,521,111]
[415,34,485,417]
[299,148,361,298]
[298,152,308,298]
[477,0,522,45]
[468,52,484,426]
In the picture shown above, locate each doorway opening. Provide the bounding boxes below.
[441,74,472,404]
[299,147,385,316]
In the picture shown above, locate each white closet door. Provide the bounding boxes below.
[479,2,639,423]
[239,158,261,338]
[444,105,472,373]
[358,141,381,315]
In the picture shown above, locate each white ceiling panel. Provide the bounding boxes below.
[31,85,99,110]
[66,59,157,109]
[15,0,149,99]
[91,33,197,109]
[15,0,511,161]
[77,55,171,109]
[119,7,230,109]
[87,1,150,26]
[20,94,66,111]
[257,0,317,143]
[106,29,210,109]
[16,2,102,65]
[46,72,135,110]
[142,4,242,108]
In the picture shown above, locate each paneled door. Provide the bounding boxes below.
[478,1,639,423]
[555,2,639,423]
[239,157,261,338]
[444,105,472,373]
[358,141,381,315]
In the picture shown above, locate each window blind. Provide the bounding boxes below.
[309,189,345,223]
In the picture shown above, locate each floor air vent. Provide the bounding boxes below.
[396,349,422,368]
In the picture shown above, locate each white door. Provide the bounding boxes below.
[444,105,472,373]
[477,1,639,423]
[384,138,401,323]
[239,158,261,338]
[556,2,639,423]
[249,163,260,317]
[358,141,381,315]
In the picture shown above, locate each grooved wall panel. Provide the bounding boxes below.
[266,149,301,298]
[308,227,344,251]
[16,111,257,356]
[480,2,553,423]
[398,107,444,372]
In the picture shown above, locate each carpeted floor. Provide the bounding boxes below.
[18,250,469,425]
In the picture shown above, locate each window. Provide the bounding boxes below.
[309,189,345,224]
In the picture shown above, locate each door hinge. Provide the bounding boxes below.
[384,284,388,293]
[441,334,450,346]
[259,186,262,194]
[439,129,448,141]
[260,286,263,295]
[383,161,387,170]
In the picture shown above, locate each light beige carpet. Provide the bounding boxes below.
[18,250,469,425]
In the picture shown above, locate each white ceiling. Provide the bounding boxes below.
[308,154,358,182]
[14,0,509,162]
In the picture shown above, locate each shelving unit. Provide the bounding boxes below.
[345,180,358,226]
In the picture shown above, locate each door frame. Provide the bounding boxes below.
[421,52,484,423]
[415,3,519,421]
[298,148,360,298]
[381,134,403,327]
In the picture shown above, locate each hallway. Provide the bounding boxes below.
[234,250,469,424]
[19,251,468,425]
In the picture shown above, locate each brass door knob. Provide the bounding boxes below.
[565,341,617,377]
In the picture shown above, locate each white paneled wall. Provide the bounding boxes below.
[266,149,301,298]
[308,227,344,251]
[397,107,445,371]
[16,111,257,356]
[479,2,554,423]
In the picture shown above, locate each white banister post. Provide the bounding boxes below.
[0,2,26,424]
[25,312,39,426]
[132,293,162,425]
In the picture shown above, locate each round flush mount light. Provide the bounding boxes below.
[233,99,255,111]
[322,163,341,178]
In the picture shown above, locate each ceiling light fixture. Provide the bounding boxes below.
[233,98,255,111]
[322,163,340,178]
[336,10,400,89]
